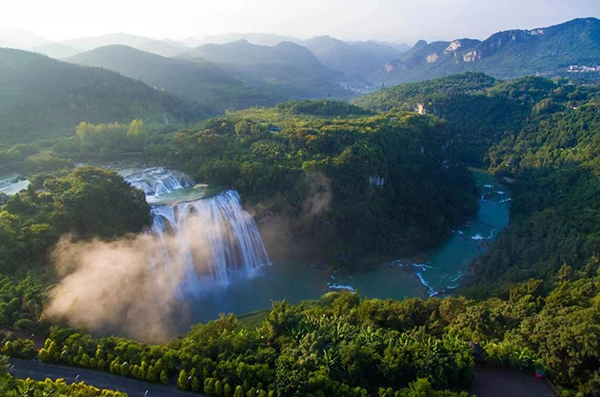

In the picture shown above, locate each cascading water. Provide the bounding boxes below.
[123,167,195,202]
[121,167,270,297]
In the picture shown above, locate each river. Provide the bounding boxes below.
[167,168,511,326]
[2,165,510,330]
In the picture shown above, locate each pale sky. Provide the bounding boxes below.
[2,0,599,43]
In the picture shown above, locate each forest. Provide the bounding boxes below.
[167,107,477,267]
[36,268,600,396]
[0,72,599,395]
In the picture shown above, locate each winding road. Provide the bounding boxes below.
[8,359,558,396]
[8,358,200,396]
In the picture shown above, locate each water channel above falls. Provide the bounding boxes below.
[114,166,510,328]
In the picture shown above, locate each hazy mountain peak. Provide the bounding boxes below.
[0,28,51,49]
[189,32,300,47]
[59,33,189,58]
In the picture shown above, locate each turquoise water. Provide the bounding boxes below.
[332,170,510,297]
[184,170,511,325]
[2,164,510,328]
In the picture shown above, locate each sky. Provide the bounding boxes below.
[1,0,599,43]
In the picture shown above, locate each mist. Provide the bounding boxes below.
[44,186,277,343]
[45,214,221,343]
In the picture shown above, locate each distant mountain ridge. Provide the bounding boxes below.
[375,17,600,85]
[66,45,285,113]
[181,39,356,99]
[2,32,192,59]
[0,48,199,144]
[302,36,405,82]
[187,32,300,47]
[1,17,596,108]
[0,28,51,48]
[59,33,190,57]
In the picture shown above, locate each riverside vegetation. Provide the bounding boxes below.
[0,72,599,395]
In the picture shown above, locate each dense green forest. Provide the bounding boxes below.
[355,73,560,165]
[1,71,600,395]
[0,167,150,275]
[467,81,600,296]
[36,268,600,395]
[356,72,600,293]
[163,104,476,266]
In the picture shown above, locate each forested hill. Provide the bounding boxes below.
[467,80,600,295]
[164,104,477,267]
[357,71,600,293]
[373,17,600,85]
[0,48,201,144]
[180,40,356,100]
[66,45,286,114]
[353,73,530,165]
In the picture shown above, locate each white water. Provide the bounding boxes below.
[122,167,195,203]
[0,173,30,196]
[121,166,271,297]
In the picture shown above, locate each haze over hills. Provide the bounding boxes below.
[0,48,199,144]
[66,45,285,113]
[0,17,597,139]
[0,27,51,49]
[3,17,596,91]
[375,17,600,85]
[187,32,300,47]
[0,30,192,58]
[57,33,190,58]
[302,36,406,81]
[181,39,358,99]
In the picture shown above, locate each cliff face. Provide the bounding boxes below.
[375,18,600,85]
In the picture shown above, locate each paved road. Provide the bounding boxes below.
[466,365,558,397]
[9,359,559,397]
[8,358,199,397]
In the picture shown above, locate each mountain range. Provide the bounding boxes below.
[302,36,406,82]
[66,45,285,113]
[374,17,600,85]
[179,39,357,99]
[0,48,200,144]
[3,18,597,90]
[0,17,597,140]
[30,33,191,58]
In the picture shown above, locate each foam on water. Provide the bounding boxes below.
[122,167,195,203]
[327,283,356,292]
[0,173,30,196]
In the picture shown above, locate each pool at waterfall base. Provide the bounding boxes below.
[115,166,510,332]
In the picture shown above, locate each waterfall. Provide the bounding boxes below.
[150,189,271,296]
[124,167,195,199]
[119,167,271,296]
